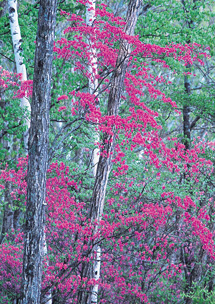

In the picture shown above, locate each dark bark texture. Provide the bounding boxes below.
[183,73,191,150]
[0,97,15,243]
[182,2,203,303]
[89,0,142,223]
[77,1,143,303]
[0,0,6,18]
[20,0,57,303]
[0,182,13,244]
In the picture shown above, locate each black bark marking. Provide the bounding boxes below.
[38,59,43,68]
[9,7,15,14]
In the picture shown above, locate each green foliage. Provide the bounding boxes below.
[0,0,215,303]
[182,284,215,304]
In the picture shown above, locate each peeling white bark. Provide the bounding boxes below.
[43,233,52,304]
[91,246,101,304]
[87,1,142,303]
[86,0,100,177]
[8,0,31,151]
[86,2,101,303]
[86,0,96,26]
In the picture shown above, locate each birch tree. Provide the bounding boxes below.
[86,1,101,303]
[21,0,57,302]
[89,0,143,241]
[8,0,30,150]
[86,0,100,177]
[79,0,143,303]
[0,0,31,245]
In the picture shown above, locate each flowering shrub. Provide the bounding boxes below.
[0,149,214,303]
[0,1,214,303]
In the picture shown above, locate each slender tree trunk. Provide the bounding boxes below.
[80,1,142,303]
[181,2,201,303]
[8,0,30,242]
[0,96,14,243]
[21,0,57,303]
[0,0,7,18]
[0,0,31,248]
[183,71,191,150]
[86,0,100,177]
[8,0,31,150]
[0,181,14,243]
[89,0,142,222]
[86,2,101,302]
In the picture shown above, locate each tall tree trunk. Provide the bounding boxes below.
[21,0,57,303]
[0,0,31,248]
[181,2,202,303]
[0,0,7,18]
[0,95,14,243]
[0,181,13,243]
[86,2,101,302]
[86,0,100,177]
[183,71,191,150]
[79,0,142,303]
[8,0,31,150]
[89,0,142,222]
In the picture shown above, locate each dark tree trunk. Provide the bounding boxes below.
[181,2,202,303]
[183,72,191,150]
[20,0,57,303]
[182,0,200,151]
[0,181,14,243]
[90,0,142,224]
[0,98,14,244]
[77,1,143,303]
[0,0,6,18]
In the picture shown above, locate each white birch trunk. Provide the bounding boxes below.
[43,232,52,304]
[86,0,100,177]
[86,1,142,303]
[86,2,101,303]
[8,0,31,151]
[91,246,101,304]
